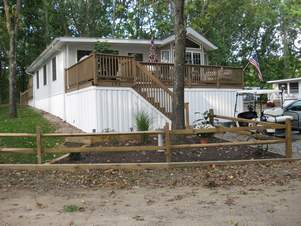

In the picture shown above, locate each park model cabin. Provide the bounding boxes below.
[22,27,244,132]
[268,78,301,100]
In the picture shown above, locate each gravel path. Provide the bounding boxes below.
[0,165,300,226]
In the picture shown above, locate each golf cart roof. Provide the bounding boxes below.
[237,89,283,95]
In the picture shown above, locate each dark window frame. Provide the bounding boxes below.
[43,65,47,86]
[36,71,39,89]
[290,82,299,94]
[52,57,57,81]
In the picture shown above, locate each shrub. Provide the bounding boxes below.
[94,42,118,55]
[135,111,152,143]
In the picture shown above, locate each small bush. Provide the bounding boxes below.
[94,42,118,55]
[135,111,152,144]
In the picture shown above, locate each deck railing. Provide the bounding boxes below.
[65,54,244,91]
[134,62,173,115]
[141,62,243,88]
[20,78,33,105]
[65,54,135,90]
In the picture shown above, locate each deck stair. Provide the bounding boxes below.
[133,61,174,119]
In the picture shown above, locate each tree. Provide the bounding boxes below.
[3,0,21,118]
[172,0,185,129]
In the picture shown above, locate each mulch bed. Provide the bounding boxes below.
[58,135,283,164]
[1,161,300,191]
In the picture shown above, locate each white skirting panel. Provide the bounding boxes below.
[30,86,242,133]
[31,93,65,120]
[185,88,243,124]
[65,86,170,133]
[65,88,98,133]
[95,87,170,132]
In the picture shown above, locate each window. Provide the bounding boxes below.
[36,71,39,89]
[161,50,170,63]
[288,101,301,111]
[185,51,202,65]
[278,83,287,92]
[52,57,56,81]
[193,52,201,65]
[43,65,47,86]
[290,82,299,94]
[185,52,192,64]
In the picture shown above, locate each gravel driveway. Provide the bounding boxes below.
[217,132,301,158]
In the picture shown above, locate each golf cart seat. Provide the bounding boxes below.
[263,108,293,123]
[237,111,258,126]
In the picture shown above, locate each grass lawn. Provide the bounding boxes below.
[0,105,63,164]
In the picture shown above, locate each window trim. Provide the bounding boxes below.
[185,49,204,65]
[289,82,299,94]
[43,65,47,86]
[52,57,57,81]
[36,71,39,89]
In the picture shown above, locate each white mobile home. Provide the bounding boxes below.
[268,78,301,101]
[22,27,243,132]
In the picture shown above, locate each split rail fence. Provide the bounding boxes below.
[0,114,293,164]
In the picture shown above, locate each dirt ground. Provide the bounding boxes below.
[1,181,300,226]
[1,161,301,226]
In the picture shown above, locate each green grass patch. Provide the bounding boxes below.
[63,204,84,213]
[0,105,63,164]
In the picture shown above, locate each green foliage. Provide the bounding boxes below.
[135,111,152,144]
[135,111,152,131]
[63,204,83,213]
[0,0,300,99]
[186,0,301,85]
[0,105,63,163]
[94,42,118,55]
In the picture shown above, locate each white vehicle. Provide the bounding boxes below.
[234,89,293,131]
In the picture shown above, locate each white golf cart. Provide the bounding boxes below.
[234,89,293,133]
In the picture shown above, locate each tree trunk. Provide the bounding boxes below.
[172,0,186,129]
[3,0,21,118]
[8,31,17,117]
[43,0,50,46]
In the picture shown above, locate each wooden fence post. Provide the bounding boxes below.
[164,122,171,162]
[285,118,292,158]
[36,126,42,164]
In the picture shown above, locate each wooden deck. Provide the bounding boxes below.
[65,53,244,92]
[21,54,244,118]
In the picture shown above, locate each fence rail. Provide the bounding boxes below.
[0,113,293,164]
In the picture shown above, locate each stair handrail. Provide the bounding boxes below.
[134,61,174,97]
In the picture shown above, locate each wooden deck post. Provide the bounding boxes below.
[93,53,97,85]
[36,126,42,164]
[164,122,171,162]
[184,102,190,129]
[285,118,292,158]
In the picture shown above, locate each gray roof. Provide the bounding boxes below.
[26,27,218,73]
